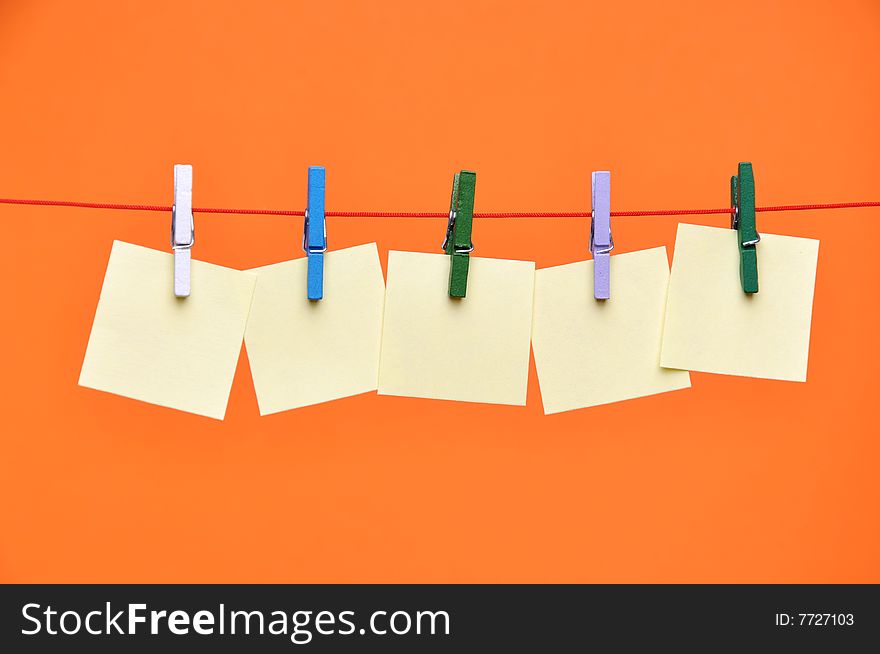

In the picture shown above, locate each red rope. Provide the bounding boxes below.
[753,201,880,213]
[0,197,878,218]
[0,198,172,212]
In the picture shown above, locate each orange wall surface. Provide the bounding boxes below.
[1,1,878,583]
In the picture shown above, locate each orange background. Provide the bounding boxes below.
[1,1,878,583]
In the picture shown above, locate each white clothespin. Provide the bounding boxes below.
[172,164,194,297]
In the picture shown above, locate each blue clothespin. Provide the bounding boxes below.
[590,171,612,300]
[303,166,327,300]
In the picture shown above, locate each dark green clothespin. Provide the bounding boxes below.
[730,162,759,293]
[442,170,476,298]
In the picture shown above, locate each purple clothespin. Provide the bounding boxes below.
[590,171,612,300]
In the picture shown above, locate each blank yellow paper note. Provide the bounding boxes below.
[79,241,256,419]
[378,252,535,406]
[532,247,691,414]
[244,243,386,415]
[660,224,819,381]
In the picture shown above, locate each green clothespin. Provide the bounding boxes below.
[730,162,759,293]
[442,170,476,298]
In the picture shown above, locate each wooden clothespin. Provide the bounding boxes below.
[590,171,613,300]
[303,166,327,300]
[730,162,759,293]
[442,170,476,298]
[172,164,194,297]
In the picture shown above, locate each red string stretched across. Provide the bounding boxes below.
[0,197,878,218]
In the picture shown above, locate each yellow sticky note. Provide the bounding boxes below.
[532,247,691,414]
[378,251,535,406]
[79,241,256,419]
[660,224,819,381]
[244,244,386,415]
